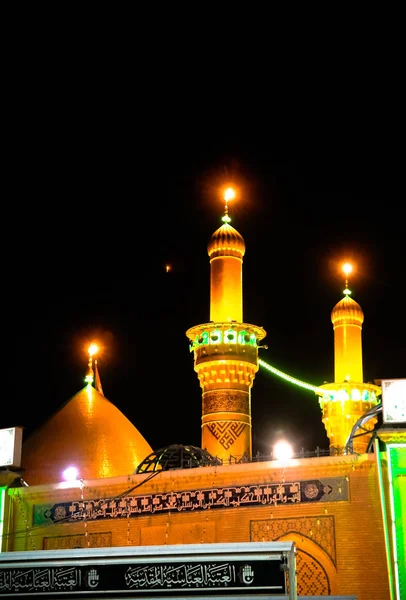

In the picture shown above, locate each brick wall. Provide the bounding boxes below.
[6,454,390,599]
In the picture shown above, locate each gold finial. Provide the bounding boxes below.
[222,187,235,223]
[85,343,99,384]
[342,263,353,295]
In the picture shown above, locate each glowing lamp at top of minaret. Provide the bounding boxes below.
[88,343,99,357]
[224,187,235,202]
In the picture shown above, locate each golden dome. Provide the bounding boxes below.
[331,294,364,326]
[207,222,245,259]
[22,386,153,486]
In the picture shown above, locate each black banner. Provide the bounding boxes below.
[0,558,285,597]
[36,477,348,526]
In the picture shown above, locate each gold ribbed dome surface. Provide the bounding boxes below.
[331,294,364,326]
[22,386,153,486]
[208,222,245,259]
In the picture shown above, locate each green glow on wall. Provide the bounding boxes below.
[0,486,6,553]
[375,438,396,600]
[387,444,406,600]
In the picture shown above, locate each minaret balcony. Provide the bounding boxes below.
[186,322,266,369]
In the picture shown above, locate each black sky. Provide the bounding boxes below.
[3,55,405,458]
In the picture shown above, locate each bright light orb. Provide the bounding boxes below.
[224,187,236,202]
[273,440,294,461]
[88,343,99,357]
[63,466,79,482]
[342,263,353,276]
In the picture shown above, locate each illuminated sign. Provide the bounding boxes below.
[0,428,22,468]
[382,379,406,425]
[0,542,294,597]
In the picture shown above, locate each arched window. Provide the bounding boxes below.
[238,330,249,344]
[249,333,257,346]
[199,331,209,345]
[209,329,222,344]
[225,328,237,343]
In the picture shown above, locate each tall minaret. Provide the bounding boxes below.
[186,189,266,462]
[316,263,381,454]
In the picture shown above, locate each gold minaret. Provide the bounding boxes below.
[186,189,266,462]
[316,263,381,454]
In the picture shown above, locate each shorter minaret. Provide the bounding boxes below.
[316,264,381,454]
[186,189,266,462]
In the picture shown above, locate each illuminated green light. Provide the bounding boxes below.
[387,444,406,600]
[258,359,323,393]
[259,359,381,406]
[192,328,258,348]
[238,330,248,344]
[85,375,93,384]
[375,439,396,600]
[222,214,231,223]
[0,486,5,553]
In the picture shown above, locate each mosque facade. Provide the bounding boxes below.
[0,195,404,600]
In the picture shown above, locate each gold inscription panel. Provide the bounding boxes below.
[203,391,249,415]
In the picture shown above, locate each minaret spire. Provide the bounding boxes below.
[186,188,266,463]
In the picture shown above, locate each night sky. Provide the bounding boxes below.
[4,111,405,459]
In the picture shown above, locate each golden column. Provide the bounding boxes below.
[316,264,381,454]
[186,189,266,462]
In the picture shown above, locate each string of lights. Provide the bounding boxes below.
[258,358,325,393]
